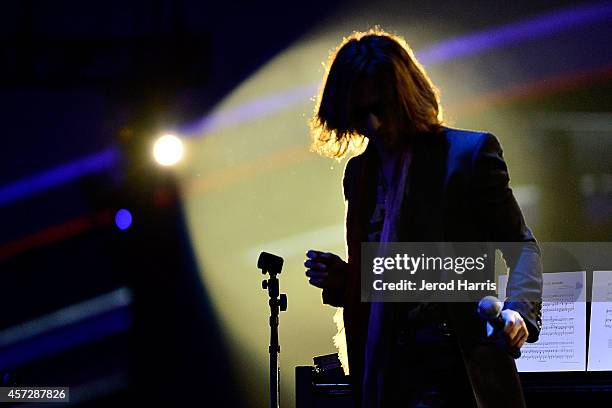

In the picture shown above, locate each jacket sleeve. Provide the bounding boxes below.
[321,158,355,307]
[471,133,543,342]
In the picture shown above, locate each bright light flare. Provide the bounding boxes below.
[153,134,184,166]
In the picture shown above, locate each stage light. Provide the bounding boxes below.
[153,134,184,166]
[115,209,132,230]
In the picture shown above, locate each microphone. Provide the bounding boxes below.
[477,296,521,359]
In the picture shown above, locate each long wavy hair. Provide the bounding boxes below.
[309,27,443,159]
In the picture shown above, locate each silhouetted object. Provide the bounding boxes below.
[296,365,353,408]
[258,251,287,408]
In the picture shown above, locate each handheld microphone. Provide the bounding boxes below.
[477,296,521,359]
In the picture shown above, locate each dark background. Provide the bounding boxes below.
[0,0,610,406]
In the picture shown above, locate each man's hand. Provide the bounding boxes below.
[304,250,347,289]
[486,309,529,349]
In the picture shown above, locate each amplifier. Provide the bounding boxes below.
[295,366,353,408]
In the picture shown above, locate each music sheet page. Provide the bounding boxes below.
[498,271,587,372]
[587,270,612,371]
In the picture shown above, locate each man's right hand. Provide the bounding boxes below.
[304,250,347,289]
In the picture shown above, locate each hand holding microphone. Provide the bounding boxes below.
[478,296,529,359]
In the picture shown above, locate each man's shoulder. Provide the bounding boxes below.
[441,126,491,152]
[343,144,373,176]
[341,145,377,199]
[342,126,495,175]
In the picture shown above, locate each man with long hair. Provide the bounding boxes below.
[304,28,542,407]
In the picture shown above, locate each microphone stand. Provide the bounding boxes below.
[258,252,287,408]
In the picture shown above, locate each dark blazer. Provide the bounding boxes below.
[322,127,543,408]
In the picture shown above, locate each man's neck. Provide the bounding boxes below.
[372,136,413,162]
[372,139,407,186]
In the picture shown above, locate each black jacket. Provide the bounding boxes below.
[322,127,543,408]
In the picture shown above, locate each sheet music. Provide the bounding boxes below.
[498,271,586,372]
[587,271,612,371]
